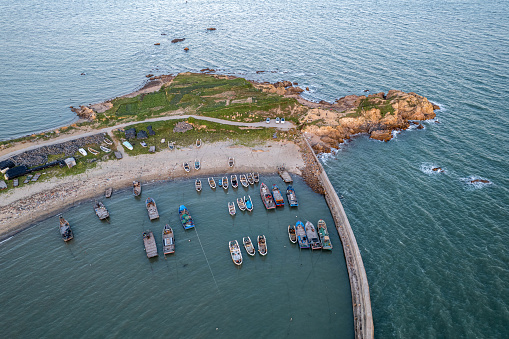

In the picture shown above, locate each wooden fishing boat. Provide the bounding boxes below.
[305,221,322,250]
[100,145,111,153]
[143,231,158,258]
[103,137,113,145]
[260,183,276,209]
[243,236,256,256]
[288,224,297,244]
[253,172,259,183]
[94,201,110,220]
[59,216,73,242]
[78,148,87,156]
[317,219,333,250]
[179,205,195,229]
[222,176,228,190]
[257,235,267,256]
[133,181,142,197]
[195,179,202,192]
[228,157,235,167]
[240,174,249,187]
[168,141,175,150]
[122,141,133,150]
[88,147,99,155]
[295,221,309,249]
[245,195,253,212]
[194,159,200,170]
[196,139,202,148]
[231,174,238,188]
[105,187,113,198]
[237,197,246,211]
[146,197,160,220]
[228,201,236,216]
[286,185,299,207]
[247,173,255,185]
[183,162,191,172]
[208,177,216,189]
[162,224,175,254]
[271,184,285,207]
[229,240,243,265]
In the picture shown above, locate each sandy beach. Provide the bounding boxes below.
[0,140,305,238]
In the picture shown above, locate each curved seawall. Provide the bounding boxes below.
[303,137,374,339]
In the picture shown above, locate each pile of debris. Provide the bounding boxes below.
[173,122,193,133]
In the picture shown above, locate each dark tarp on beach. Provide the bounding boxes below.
[147,126,156,136]
[137,130,148,139]
[125,128,136,139]
[4,166,29,180]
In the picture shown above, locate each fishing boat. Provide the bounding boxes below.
[228,157,235,167]
[100,145,111,153]
[243,236,256,256]
[179,205,195,229]
[105,187,113,198]
[122,141,133,150]
[288,224,297,244]
[59,216,73,242]
[140,141,147,147]
[88,147,99,155]
[196,139,202,148]
[271,184,285,207]
[286,185,299,207]
[237,197,246,211]
[194,159,200,170]
[257,235,267,256]
[195,179,202,192]
[305,221,322,250]
[229,240,243,265]
[245,195,253,212]
[183,162,191,172]
[143,231,158,258]
[260,183,276,209]
[146,197,159,220]
[208,177,216,189]
[103,137,113,145]
[317,219,333,250]
[239,174,249,187]
[231,174,238,188]
[253,172,259,183]
[228,201,236,216]
[222,176,228,190]
[247,173,255,185]
[133,181,142,197]
[168,141,175,150]
[78,148,87,156]
[94,201,110,220]
[295,221,309,249]
[162,225,175,254]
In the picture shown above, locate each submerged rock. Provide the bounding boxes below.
[470,179,490,184]
[171,38,185,43]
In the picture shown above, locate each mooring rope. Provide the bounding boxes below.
[194,227,219,289]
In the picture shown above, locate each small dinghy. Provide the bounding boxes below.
[179,205,195,229]
[122,141,133,150]
[140,141,147,147]
[228,201,236,216]
[286,185,299,207]
[59,216,73,242]
[103,137,113,145]
[143,231,158,258]
[105,187,113,198]
[222,176,228,190]
[183,162,191,172]
[296,221,309,249]
[288,224,297,244]
[168,141,175,150]
[100,145,111,153]
[231,174,238,189]
[247,173,255,185]
[245,195,253,212]
[243,236,256,256]
[133,181,142,197]
[78,148,87,156]
[237,197,246,211]
[208,177,216,189]
[257,235,267,256]
[196,139,202,148]
[260,183,276,210]
[240,174,249,188]
[146,197,160,220]
[88,147,99,155]
[253,172,259,183]
[228,157,235,167]
[305,221,322,250]
[317,219,333,250]
[162,225,175,254]
[229,240,243,266]
[195,179,202,192]
[94,201,110,220]
[194,159,200,170]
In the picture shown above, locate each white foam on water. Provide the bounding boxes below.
[420,162,447,175]
[460,176,493,190]
[0,236,13,245]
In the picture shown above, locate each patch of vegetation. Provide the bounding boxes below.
[355,98,395,117]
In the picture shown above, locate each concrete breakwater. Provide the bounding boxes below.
[303,137,374,339]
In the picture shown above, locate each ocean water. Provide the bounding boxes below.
[1,0,508,337]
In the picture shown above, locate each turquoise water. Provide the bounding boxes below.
[1,0,509,337]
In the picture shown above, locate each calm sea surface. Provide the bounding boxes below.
[1,0,508,337]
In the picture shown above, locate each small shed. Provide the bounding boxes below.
[125,128,136,139]
[64,157,76,169]
[137,130,148,139]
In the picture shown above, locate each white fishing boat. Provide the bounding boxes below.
[168,141,175,150]
[243,236,256,256]
[222,176,228,190]
[228,157,235,167]
[240,174,249,187]
[183,162,191,172]
[196,139,202,148]
[231,174,238,188]
[228,201,236,216]
[133,181,142,197]
[229,240,243,265]
[194,159,200,170]
[100,145,111,153]
[237,197,246,211]
[253,172,259,183]
[88,147,99,155]
[208,177,216,189]
[162,225,175,254]
[195,179,202,192]
[247,173,255,185]
[146,197,160,220]
[78,148,87,156]
[257,235,267,256]
[94,201,110,220]
[103,137,113,145]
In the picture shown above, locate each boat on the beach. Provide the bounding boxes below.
[286,185,299,207]
[133,181,142,197]
[88,147,99,155]
[59,216,73,242]
[271,184,285,207]
[179,205,195,229]
[196,139,202,148]
[243,236,256,256]
[228,201,236,216]
[195,179,202,192]
[305,221,322,250]
[228,157,235,167]
[143,231,158,258]
[260,183,276,210]
[253,172,259,183]
[245,195,253,212]
[103,137,113,145]
[105,187,113,198]
[168,141,175,150]
[231,174,238,188]
[222,176,228,190]
[240,174,249,187]
[183,162,191,172]
[140,141,147,147]
[229,240,243,266]
[208,177,216,189]
[146,197,159,220]
[122,141,133,150]
[78,148,87,156]
[100,145,111,153]
[257,235,267,256]
[94,201,110,220]
[247,173,255,185]
[295,221,309,249]
[194,159,200,170]
[317,219,333,250]
[237,197,246,211]
[162,224,175,254]
[288,224,297,244]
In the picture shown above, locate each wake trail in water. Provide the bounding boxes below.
[194,227,219,289]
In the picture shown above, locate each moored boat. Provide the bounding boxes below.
[305,221,322,250]
[78,148,87,156]
[247,173,254,185]
[228,201,236,216]
[240,174,249,187]
[208,177,216,189]
[231,174,238,188]
[288,224,297,244]
[228,157,235,167]
[253,172,259,183]
[104,187,113,198]
[222,176,228,190]
[94,201,110,220]
[271,184,285,207]
[88,147,99,155]
[143,231,158,258]
[194,159,200,170]
[133,181,142,197]
[162,225,175,254]
[317,219,333,250]
[260,183,276,210]
[146,197,160,220]
[179,205,195,229]
[243,236,256,256]
[257,235,267,256]
[229,240,243,265]
[237,197,246,211]
[122,141,133,150]
[195,179,202,192]
[59,216,73,242]
[245,195,253,212]
[183,162,191,172]
[286,185,299,207]
[295,221,309,249]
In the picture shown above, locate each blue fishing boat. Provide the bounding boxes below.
[179,205,195,229]
[295,221,309,249]
[286,185,299,207]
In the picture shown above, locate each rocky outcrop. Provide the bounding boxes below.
[70,105,97,121]
[253,81,305,96]
[171,38,185,43]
